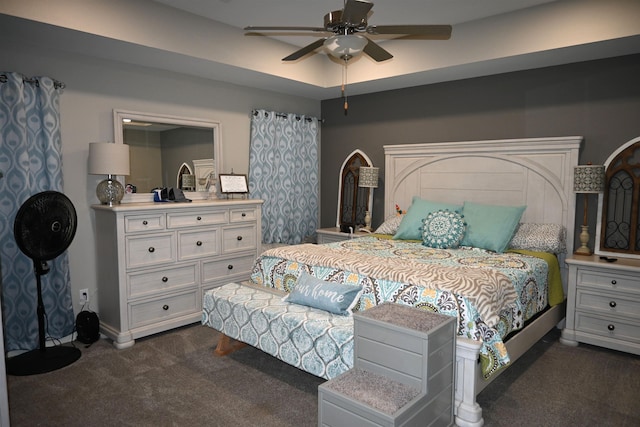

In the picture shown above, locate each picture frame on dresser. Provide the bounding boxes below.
[219,174,248,194]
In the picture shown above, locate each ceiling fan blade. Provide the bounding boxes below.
[282,38,327,61]
[244,26,327,33]
[366,25,452,40]
[342,0,374,26]
[363,38,393,62]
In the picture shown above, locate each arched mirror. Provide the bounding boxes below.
[113,109,221,202]
[335,150,373,227]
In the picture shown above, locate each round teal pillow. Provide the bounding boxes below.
[421,209,466,249]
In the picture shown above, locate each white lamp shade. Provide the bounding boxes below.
[359,166,379,188]
[324,35,368,59]
[573,164,605,193]
[88,142,130,176]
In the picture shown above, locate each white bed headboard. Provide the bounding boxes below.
[384,137,582,256]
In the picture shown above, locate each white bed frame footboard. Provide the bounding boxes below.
[384,137,581,427]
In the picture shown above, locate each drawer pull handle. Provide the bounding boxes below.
[227,264,233,270]
[609,301,617,308]
[163,304,169,311]
[162,276,168,283]
[607,324,615,331]
[241,212,246,217]
[142,220,148,225]
[237,236,243,241]
[611,280,617,285]
[197,216,202,221]
[196,241,203,246]
[148,247,155,253]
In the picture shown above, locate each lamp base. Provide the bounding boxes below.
[574,224,592,256]
[96,176,125,206]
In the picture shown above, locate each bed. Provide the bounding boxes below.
[211,136,581,427]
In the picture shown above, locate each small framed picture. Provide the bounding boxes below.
[219,174,249,194]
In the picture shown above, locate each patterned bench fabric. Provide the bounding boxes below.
[202,283,354,380]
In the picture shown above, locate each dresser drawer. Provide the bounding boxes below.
[167,210,228,228]
[125,214,165,233]
[575,311,640,343]
[202,254,256,282]
[126,233,176,269]
[128,263,197,299]
[576,289,640,318]
[230,207,257,223]
[178,228,219,260]
[578,270,640,294]
[222,225,257,253]
[129,290,199,329]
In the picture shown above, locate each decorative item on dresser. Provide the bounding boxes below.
[573,164,605,255]
[92,199,262,348]
[561,255,640,355]
[88,142,130,206]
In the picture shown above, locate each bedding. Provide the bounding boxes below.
[251,236,562,379]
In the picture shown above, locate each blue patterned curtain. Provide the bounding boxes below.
[0,72,75,351]
[249,109,320,244]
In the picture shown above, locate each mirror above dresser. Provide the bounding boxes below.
[113,109,221,202]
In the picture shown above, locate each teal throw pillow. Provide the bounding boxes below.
[421,209,466,249]
[284,273,363,316]
[460,202,526,253]
[393,196,461,240]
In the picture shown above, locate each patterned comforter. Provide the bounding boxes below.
[251,237,555,378]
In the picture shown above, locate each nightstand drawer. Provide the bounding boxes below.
[126,233,176,269]
[576,289,640,318]
[575,312,640,343]
[128,263,197,299]
[129,290,199,328]
[578,270,640,293]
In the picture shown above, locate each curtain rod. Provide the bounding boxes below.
[251,109,319,123]
[0,73,65,89]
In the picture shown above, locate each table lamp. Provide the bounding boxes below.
[88,142,130,206]
[573,164,605,255]
[358,166,379,231]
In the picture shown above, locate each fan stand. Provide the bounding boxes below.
[6,260,81,376]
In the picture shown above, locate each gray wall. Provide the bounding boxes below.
[320,54,640,250]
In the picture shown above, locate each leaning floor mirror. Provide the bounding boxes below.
[113,109,221,202]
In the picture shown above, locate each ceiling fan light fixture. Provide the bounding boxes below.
[324,34,368,60]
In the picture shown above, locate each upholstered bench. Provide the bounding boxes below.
[202,282,355,380]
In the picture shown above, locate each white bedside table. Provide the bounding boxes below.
[316,227,371,244]
[561,254,640,355]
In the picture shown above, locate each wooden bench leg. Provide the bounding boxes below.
[214,333,247,356]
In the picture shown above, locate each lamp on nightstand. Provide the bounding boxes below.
[358,166,379,231]
[573,163,605,255]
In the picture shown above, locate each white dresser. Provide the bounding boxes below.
[92,200,262,349]
[561,255,640,355]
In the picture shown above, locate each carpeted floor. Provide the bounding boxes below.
[6,324,640,426]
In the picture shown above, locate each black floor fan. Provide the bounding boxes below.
[6,191,81,376]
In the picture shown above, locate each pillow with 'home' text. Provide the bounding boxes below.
[283,273,363,316]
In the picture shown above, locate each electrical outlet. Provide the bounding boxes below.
[79,288,89,304]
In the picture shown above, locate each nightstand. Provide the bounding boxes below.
[560,255,640,355]
[316,227,371,244]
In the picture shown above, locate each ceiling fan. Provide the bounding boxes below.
[244,0,452,62]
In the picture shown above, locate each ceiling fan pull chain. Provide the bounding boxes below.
[343,59,349,114]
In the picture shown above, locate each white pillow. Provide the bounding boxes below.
[374,215,404,235]
[508,223,567,253]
